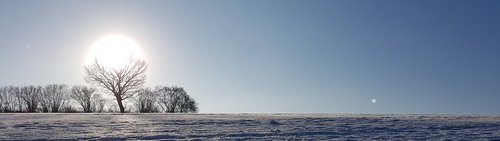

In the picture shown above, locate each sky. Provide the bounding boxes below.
[1,0,500,114]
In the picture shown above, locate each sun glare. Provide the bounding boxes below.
[85,34,145,69]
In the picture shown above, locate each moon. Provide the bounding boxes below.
[371,98,377,104]
[85,34,145,69]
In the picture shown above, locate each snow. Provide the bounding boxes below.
[0,113,499,140]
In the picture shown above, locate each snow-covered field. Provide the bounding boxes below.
[0,113,499,140]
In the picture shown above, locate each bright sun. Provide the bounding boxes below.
[85,34,145,69]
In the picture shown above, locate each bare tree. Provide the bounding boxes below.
[18,85,42,112]
[84,58,147,113]
[92,93,106,113]
[156,86,198,113]
[38,84,69,113]
[107,102,120,113]
[0,86,24,112]
[156,86,179,113]
[9,86,23,112]
[0,87,5,112]
[178,94,198,113]
[38,84,65,113]
[0,86,10,112]
[49,84,68,112]
[71,85,96,113]
[38,90,50,113]
[135,88,159,113]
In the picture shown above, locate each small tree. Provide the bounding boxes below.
[71,85,96,113]
[92,93,106,113]
[178,93,198,113]
[84,58,147,113]
[39,84,69,113]
[156,86,198,113]
[0,87,9,112]
[18,85,42,112]
[38,90,50,113]
[9,86,23,112]
[1,86,24,112]
[135,88,159,113]
[0,86,20,113]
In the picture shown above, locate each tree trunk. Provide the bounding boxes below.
[115,95,125,113]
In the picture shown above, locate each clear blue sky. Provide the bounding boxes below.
[1,0,500,114]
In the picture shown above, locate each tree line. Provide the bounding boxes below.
[0,55,193,113]
[0,84,197,113]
